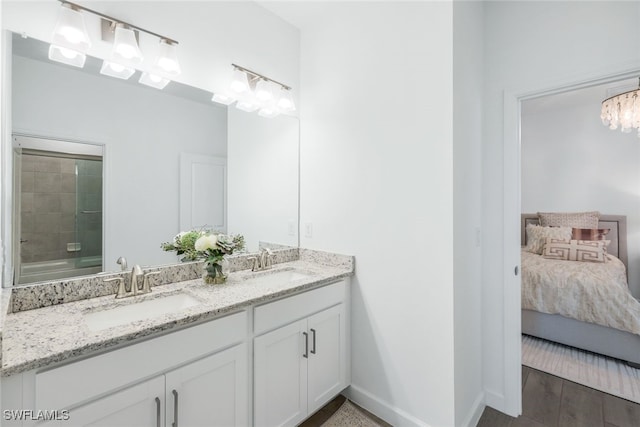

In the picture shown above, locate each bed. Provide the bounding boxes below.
[521,213,640,367]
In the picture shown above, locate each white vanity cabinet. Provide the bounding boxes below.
[253,280,349,427]
[3,312,249,427]
[46,344,248,427]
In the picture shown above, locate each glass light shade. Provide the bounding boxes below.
[230,69,250,94]
[112,24,143,66]
[51,4,91,53]
[139,72,170,89]
[255,79,275,103]
[154,40,181,76]
[212,93,236,105]
[48,44,86,68]
[601,89,640,138]
[276,89,296,112]
[235,92,261,112]
[100,60,135,80]
[258,105,281,118]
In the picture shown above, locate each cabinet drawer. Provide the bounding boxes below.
[35,311,247,411]
[254,280,346,335]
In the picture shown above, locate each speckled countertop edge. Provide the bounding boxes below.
[0,288,11,367]
[1,254,354,377]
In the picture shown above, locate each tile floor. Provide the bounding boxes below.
[299,394,392,427]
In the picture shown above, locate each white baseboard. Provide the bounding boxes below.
[483,388,505,412]
[344,384,433,427]
[458,392,485,427]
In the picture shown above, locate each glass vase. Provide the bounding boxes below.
[203,258,230,284]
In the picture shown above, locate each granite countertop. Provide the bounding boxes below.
[1,252,353,377]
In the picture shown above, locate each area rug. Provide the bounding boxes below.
[321,400,381,427]
[522,334,640,403]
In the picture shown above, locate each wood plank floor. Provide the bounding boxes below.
[477,366,640,427]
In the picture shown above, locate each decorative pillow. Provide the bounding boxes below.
[524,224,572,255]
[571,228,610,241]
[538,211,600,228]
[542,238,607,263]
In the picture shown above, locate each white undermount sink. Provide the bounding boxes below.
[241,268,313,286]
[84,293,201,332]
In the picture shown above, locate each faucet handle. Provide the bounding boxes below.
[262,248,273,269]
[248,256,260,272]
[141,271,161,294]
[105,277,126,299]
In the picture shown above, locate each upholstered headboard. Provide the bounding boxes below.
[521,213,628,271]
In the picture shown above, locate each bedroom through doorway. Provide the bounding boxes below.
[518,77,640,404]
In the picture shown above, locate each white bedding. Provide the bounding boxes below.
[521,249,640,336]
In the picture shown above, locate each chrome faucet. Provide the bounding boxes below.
[116,256,128,271]
[106,265,156,299]
[249,248,274,272]
[260,248,273,270]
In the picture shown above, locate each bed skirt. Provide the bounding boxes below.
[522,309,640,367]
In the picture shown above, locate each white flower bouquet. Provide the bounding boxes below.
[161,230,245,284]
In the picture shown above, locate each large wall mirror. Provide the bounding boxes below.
[7,33,299,285]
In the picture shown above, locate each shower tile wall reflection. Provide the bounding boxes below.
[19,152,103,284]
[21,154,77,263]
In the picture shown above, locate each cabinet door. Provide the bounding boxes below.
[41,376,164,427]
[254,319,308,427]
[307,304,347,414]
[165,344,248,427]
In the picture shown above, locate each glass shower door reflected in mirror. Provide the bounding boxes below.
[13,135,103,284]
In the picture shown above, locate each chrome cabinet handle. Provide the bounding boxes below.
[172,389,179,427]
[155,397,161,427]
[310,328,316,354]
[303,332,309,358]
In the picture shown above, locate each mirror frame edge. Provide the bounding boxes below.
[2,29,14,288]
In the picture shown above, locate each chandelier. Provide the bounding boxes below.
[601,78,640,137]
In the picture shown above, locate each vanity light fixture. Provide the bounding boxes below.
[601,78,640,138]
[139,72,170,90]
[211,93,236,105]
[50,1,180,88]
[153,39,181,76]
[99,60,135,80]
[48,3,91,68]
[212,64,296,117]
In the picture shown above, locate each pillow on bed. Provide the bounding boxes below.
[542,238,607,263]
[571,227,610,241]
[538,211,600,228]
[524,224,572,254]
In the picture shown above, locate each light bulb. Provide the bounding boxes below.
[59,46,79,59]
[153,40,181,76]
[59,26,85,44]
[100,60,135,80]
[212,93,236,105]
[111,24,143,66]
[109,62,125,73]
[230,69,250,94]
[139,72,170,89]
[255,79,273,102]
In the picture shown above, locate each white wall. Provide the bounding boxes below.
[297,2,455,426]
[453,2,484,426]
[12,54,226,270]
[521,98,640,297]
[227,108,299,252]
[483,0,640,414]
